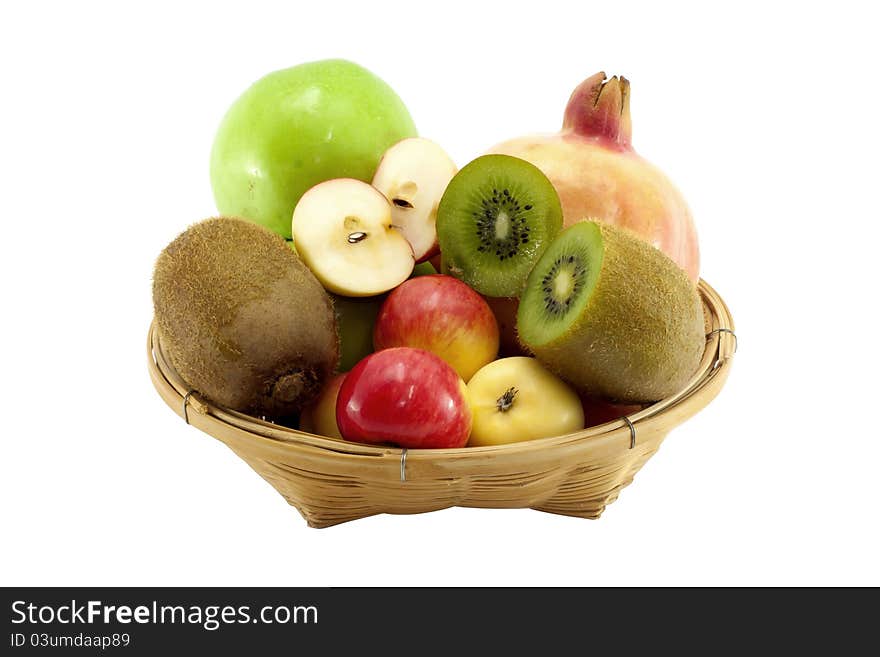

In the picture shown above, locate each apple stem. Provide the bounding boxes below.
[496,387,518,413]
[347,231,368,244]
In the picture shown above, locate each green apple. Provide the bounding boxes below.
[210,59,417,239]
[332,293,385,372]
[410,261,438,278]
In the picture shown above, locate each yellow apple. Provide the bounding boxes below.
[299,373,348,439]
[467,357,583,446]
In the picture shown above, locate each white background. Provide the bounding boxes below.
[2,1,878,586]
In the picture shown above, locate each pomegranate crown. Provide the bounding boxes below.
[562,71,632,149]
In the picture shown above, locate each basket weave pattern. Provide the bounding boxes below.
[148,280,735,528]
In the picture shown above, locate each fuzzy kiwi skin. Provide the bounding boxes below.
[518,222,704,403]
[153,217,339,417]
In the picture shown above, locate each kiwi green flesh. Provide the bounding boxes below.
[437,154,562,297]
[516,221,705,403]
[518,222,604,346]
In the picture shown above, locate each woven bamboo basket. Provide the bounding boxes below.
[147,280,735,528]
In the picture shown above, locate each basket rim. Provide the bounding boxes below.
[148,279,735,460]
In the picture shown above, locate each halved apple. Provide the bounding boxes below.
[292,179,415,296]
[371,137,457,262]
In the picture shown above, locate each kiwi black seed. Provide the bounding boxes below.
[436,154,562,297]
[153,217,339,417]
[517,221,705,403]
[540,254,588,315]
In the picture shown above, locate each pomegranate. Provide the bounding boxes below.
[488,72,700,281]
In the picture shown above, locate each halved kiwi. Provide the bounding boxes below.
[436,154,562,297]
[517,221,705,402]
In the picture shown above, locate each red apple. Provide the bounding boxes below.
[373,275,499,381]
[482,296,532,358]
[580,394,647,428]
[336,347,472,449]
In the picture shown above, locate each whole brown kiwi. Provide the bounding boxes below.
[153,217,339,417]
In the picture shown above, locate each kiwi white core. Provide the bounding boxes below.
[554,269,575,299]
[495,211,511,240]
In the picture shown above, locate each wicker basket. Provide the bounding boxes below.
[147,280,735,528]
